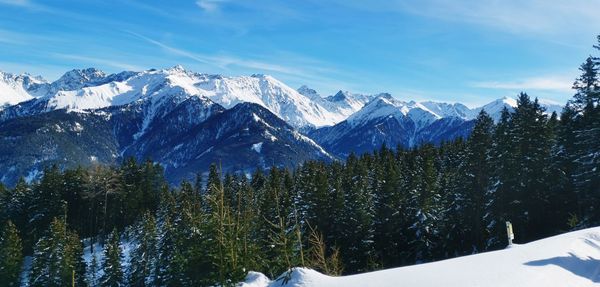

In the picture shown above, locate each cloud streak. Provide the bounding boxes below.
[50,53,143,71]
[332,0,600,37]
[195,0,227,12]
[122,30,370,95]
[471,75,574,94]
[125,31,339,78]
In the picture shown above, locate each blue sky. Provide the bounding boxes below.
[0,0,599,106]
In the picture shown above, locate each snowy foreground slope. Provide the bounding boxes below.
[242,227,600,287]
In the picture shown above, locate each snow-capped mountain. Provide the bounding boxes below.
[0,71,47,107]
[0,66,347,129]
[0,98,334,185]
[0,66,567,185]
[309,94,564,157]
[297,86,376,120]
[479,96,563,120]
[309,95,475,157]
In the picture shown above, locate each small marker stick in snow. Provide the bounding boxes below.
[506,221,514,246]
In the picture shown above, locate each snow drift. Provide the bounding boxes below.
[242,227,600,287]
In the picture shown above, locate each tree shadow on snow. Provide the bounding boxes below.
[524,251,600,283]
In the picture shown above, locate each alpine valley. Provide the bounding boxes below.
[0,66,563,185]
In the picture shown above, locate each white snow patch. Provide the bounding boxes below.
[252,142,263,153]
[196,146,213,159]
[241,227,600,287]
[72,122,84,132]
[239,272,271,287]
[24,168,41,183]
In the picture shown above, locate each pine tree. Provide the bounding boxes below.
[63,167,88,236]
[205,169,248,286]
[407,145,443,262]
[0,184,8,224]
[156,216,187,287]
[485,107,517,249]
[87,250,100,287]
[28,165,65,247]
[571,56,599,111]
[0,221,23,287]
[339,154,377,272]
[463,111,494,252]
[100,229,124,287]
[373,146,409,267]
[29,217,86,287]
[568,40,600,225]
[129,213,158,287]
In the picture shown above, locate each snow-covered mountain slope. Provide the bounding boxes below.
[479,96,563,121]
[347,94,562,128]
[0,98,334,185]
[0,70,47,107]
[122,101,335,183]
[310,93,564,157]
[0,66,565,128]
[242,226,600,287]
[297,86,376,120]
[0,66,343,128]
[310,95,475,157]
[345,95,447,130]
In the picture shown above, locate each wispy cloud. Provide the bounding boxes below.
[50,53,143,71]
[0,29,27,45]
[328,0,600,38]
[471,75,574,94]
[0,0,51,11]
[0,28,58,45]
[0,0,31,7]
[123,30,369,95]
[195,0,228,12]
[125,30,337,77]
[393,0,600,36]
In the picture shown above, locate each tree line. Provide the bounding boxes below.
[0,35,599,286]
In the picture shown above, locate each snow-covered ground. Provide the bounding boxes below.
[242,227,600,287]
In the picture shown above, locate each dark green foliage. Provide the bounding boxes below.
[29,218,86,287]
[1,33,600,286]
[100,229,124,287]
[129,213,158,287]
[0,221,23,287]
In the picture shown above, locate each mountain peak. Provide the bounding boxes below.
[330,90,351,101]
[166,65,187,73]
[250,73,276,81]
[346,94,405,126]
[53,68,107,91]
[374,92,393,100]
[297,85,320,99]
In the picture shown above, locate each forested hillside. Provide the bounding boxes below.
[0,36,599,286]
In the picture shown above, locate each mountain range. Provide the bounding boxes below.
[0,66,564,185]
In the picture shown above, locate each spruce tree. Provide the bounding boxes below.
[28,165,65,247]
[100,229,124,287]
[29,217,86,287]
[129,213,158,287]
[0,221,23,287]
[156,216,187,287]
[485,107,518,249]
[373,146,409,267]
[340,154,377,272]
[457,111,494,252]
[571,56,599,111]
[87,250,100,287]
[407,145,443,262]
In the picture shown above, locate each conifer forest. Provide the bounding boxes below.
[1,36,600,287]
